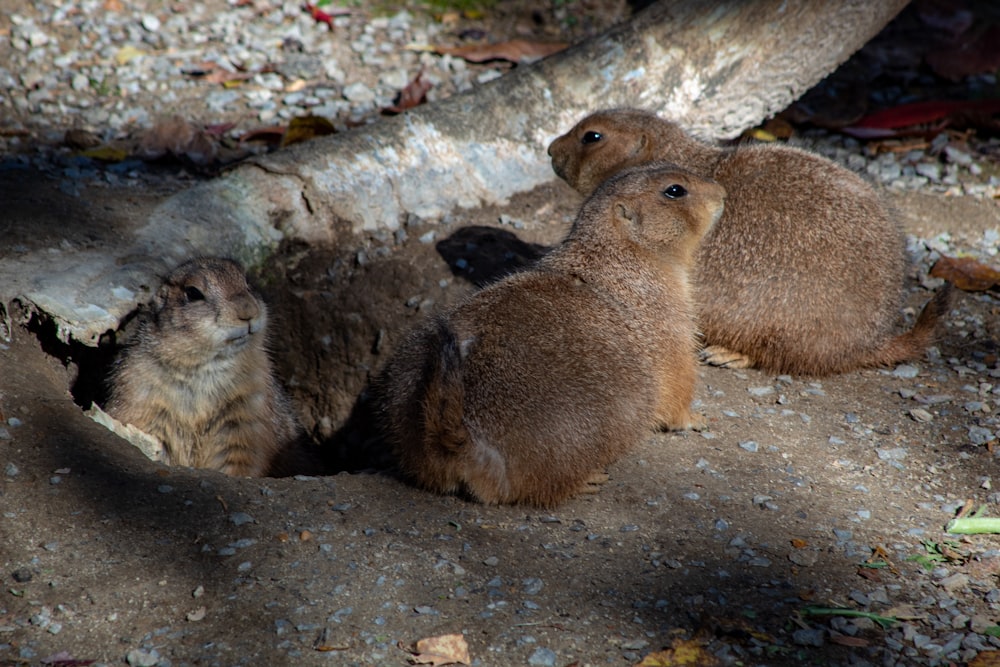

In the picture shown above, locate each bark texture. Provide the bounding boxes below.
[1,0,909,344]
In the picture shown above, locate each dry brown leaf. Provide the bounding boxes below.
[635,639,721,667]
[435,39,567,64]
[930,255,1000,291]
[829,631,869,647]
[281,115,336,148]
[970,650,1000,667]
[790,538,808,549]
[383,71,432,114]
[409,634,470,666]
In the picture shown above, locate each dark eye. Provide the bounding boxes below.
[581,131,602,144]
[663,184,687,199]
[183,286,205,302]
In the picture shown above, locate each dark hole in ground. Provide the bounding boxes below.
[27,311,123,411]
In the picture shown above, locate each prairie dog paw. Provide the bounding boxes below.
[578,471,610,494]
[701,345,752,369]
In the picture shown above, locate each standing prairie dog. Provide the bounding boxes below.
[106,257,301,477]
[375,163,725,507]
[548,108,950,376]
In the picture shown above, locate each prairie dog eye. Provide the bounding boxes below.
[581,131,602,144]
[184,286,206,302]
[663,184,687,199]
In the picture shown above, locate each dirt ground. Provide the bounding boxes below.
[3,153,1000,666]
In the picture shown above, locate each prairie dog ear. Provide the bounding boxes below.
[628,133,650,159]
[614,202,636,225]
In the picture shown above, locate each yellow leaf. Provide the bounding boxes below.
[281,115,336,148]
[748,128,777,142]
[81,145,129,162]
[115,45,145,66]
[635,639,720,666]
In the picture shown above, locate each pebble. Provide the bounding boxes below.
[968,426,994,445]
[910,408,935,423]
[125,648,160,667]
[747,386,774,397]
[527,647,557,667]
[738,440,759,453]
[892,364,921,379]
[229,512,255,525]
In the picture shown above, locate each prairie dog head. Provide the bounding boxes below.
[549,108,692,196]
[148,257,266,367]
[576,162,725,261]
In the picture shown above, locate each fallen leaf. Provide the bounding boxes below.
[970,650,1000,666]
[840,99,1000,138]
[115,45,145,65]
[383,70,432,114]
[240,125,287,147]
[80,145,129,162]
[102,0,123,10]
[435,39,567,64]
[635,639,721,667]
[281,114,336,148]
[790,538,808,549]
[829,632,869,648]
[408,633,471,666]
[303,3,349,29]
[285,78,308,93]
[930,255,1000,291]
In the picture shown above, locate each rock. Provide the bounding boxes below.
[527,647,557,667]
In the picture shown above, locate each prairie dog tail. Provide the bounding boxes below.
[420,320,470,454]
[866,283,953,368]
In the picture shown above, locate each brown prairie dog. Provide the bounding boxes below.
[375,163,725,507]
[548,108,950,376]
[106,257,300,477]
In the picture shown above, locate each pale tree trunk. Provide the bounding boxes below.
[2,0,909,345]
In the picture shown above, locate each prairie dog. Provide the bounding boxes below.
[548,108,949,376]
[106,257,300,477]
[375,163,725,507]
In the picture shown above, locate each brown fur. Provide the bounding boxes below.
[106,257,301,477]
[374,163,725,507]
[549,108,950,376]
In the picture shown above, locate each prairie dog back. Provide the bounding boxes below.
[106,257,300,477]
[376,164,724,507]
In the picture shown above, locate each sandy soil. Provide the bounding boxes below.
[3,158,1000,666]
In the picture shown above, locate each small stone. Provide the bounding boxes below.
[792,628,825,647]
[968,426,994,446]
[229,512,255,526]
[527,647,557,667]
[892,364,920,378]
[483,556,499,567]
[522,577,544,595]
[876,447,907,461]
[738,440,759,453]
[141,14,161,32]
[938,573,969,593]
[5,462,19,477]
[126,648,160,667]
[910,408,934,423]
[747,386,774,397]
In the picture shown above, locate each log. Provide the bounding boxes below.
[0,0,909,344]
